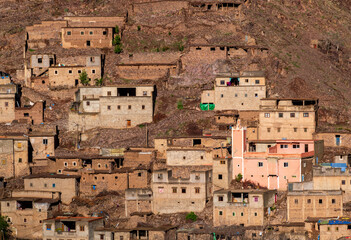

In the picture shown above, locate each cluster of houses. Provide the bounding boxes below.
[0,1,351,240]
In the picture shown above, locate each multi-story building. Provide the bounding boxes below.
[23,173,80,205]
[213,189,276,227]
[0,135,30,179]
[258,98,318,140]
[319,218,351,240]
[69,85,155,131]
[61,27,114,48]
[152,169,212,214]
[201,71,266,111]
[287,189,343,222]
[232,124,323,190]
[0,197,60,239]
[125,188,153,217]
[42,216,103,240]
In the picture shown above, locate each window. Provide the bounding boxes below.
[24,218,27,223]
[64,162,68,167]
[30,182,33,187]
[142,105,145,110]
[218,196,223,201]
[290,113,295,118]
[241,212,244,216]
[255,93,258,97]
[86,40,91,46]
[43,139,48,145]
[245,79,249,82]
[24,113,29,117]
[80,225,85,231]
[6,202,10,207]
[210,47,216,51]
[258,162,263,167]
[294,128,297,132]
[254,197,258,202]
[44,183,47,187]
[278,113,283,118]
[218,174,223,180]
[86,101,90,106]
[107,91,111,96]
[73,162,77,166]
[38,58,43,63]
[336,227,339,231]
[284,162,288,167]
[304,128,307,132]
[244,94,247,97]
[143,91,147,96]
[46,224,52,230]
[267,128,271,133]
[68,70,72,74]
[277,127,281,132]
[67,31,71,35]
[5,102,8,107]
[332,199,336,204]
[219,211,223,215]
[89,31,93,35]
[172,187,177,193]
[220,80,225,85]
[319,199,323,204]
[92,69,96,74]
[303,113,309,117]
[220,160,225,164]
[117,105,120,110]
[181,188,186,193]
[235,93,238,97]
[232,212,235,216]
[280,145,288,149]
[54,70,58,75]
[264,113,270,118]
[255,80,260,84]
[78,70,82,74]
[103,31,107,35]
[342,180,346,185]
[157,174,163,179]
[107,105,111,110]
[254,212,257,216]
[81,31,84,35]
[52,183,56,188]
[18,158,22,163]
[195,187,200,194]
[293,144,300,149]
[128,105,131,110]
[221,94,223,98]
[294,199,298,204]
[307,199,311,204]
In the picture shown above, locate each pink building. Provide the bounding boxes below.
[232,125,323,190]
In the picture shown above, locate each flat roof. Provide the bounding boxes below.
[214,189,273,194]
[44,216,103,222]
[1,197,59,204]
[78,84,155,88]
[23,173,80,179]
[288,190,342,196]
[261,98,318,101]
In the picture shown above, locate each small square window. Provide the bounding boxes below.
[142,105,145,110]
[67,31,71,35]
[143,91,147,96]
[128,105,131,110]
[117,105,120,110]
[245,79,249,83]
[255,93,258,97]
[220,160,225,164]
[80,225,85,231]
[277,127,281,132]
[89,31,93,35]
[258,162,263,167]
[284,162,288,167]
[264,113,270,118]
[307,199,311,204]
[38,58,42,64]
[218,196,223,201]
[218,174,223,180]
[303,113,309,117]
[138,172,142,177]
[241,212,244,216]
[290,113,295,118]
[52,183,56,188]
[43,139,48,145]
[172,187,177,193]
[244,94,247,97]
[92,69,96,74]
[232,212,235,216]
[195,187,200,194]
[107,106,111,110]
[107,91,111,96]
[103,31,107,35]
[78,70,82,74]
[219,211,223,215]
[267,128,271,133]
[5,102,8,107]
[86,101,90,106]
[304,128,308,132]
[332,199,336,204]
[255,80,260,84]
[342,180,346,185]
[294,128,297,132]
[254,212,257,216]
[54,70,58,75]
[68,70,72,74]
[30,183,33,187]
[221,94,224,98]
[319,199,323,204]
[294,199,298,204]
[81,31,84,35]
[278,113,283,118]
[181,188,186,193]
[220,80,225,85]
[18,158,22,163]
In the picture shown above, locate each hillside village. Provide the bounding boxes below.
[0,0,351,239]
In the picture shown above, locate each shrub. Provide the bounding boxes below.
[0,216,11,238]
[235,173,243,182]
[113,35,121,46]
[177,100,183,110]
[79,70,90,86]
[94,77,103,86]
[137,25,141,31]
[115,25,119,35]
[186,212,197,222]
[114,44,123,54]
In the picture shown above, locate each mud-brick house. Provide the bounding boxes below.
[201,71,266,111]
[43,216,103,240]
[258,98,318,140]
[69,85,155,131]
[23,173,80,205]
[319,218,351,240]
[125,188,153,217]
[0,197,60,239]
[152,168,212,214]
[213,189,277,227]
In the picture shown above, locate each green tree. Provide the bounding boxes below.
[94,77,104,86]
[113,35,121,46]
[235,173,243,182]
[177,100,183,110]
[115,25,119,35]
[79,70,90,86]
[114,44,123,54]
[0,216,12,239]
[186,212,197,222]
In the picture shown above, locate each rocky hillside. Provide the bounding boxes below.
[1,0,351,148]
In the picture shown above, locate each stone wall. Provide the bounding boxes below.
[0,95,15,123]
[15,101,44,124]
[62,27,113,49]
